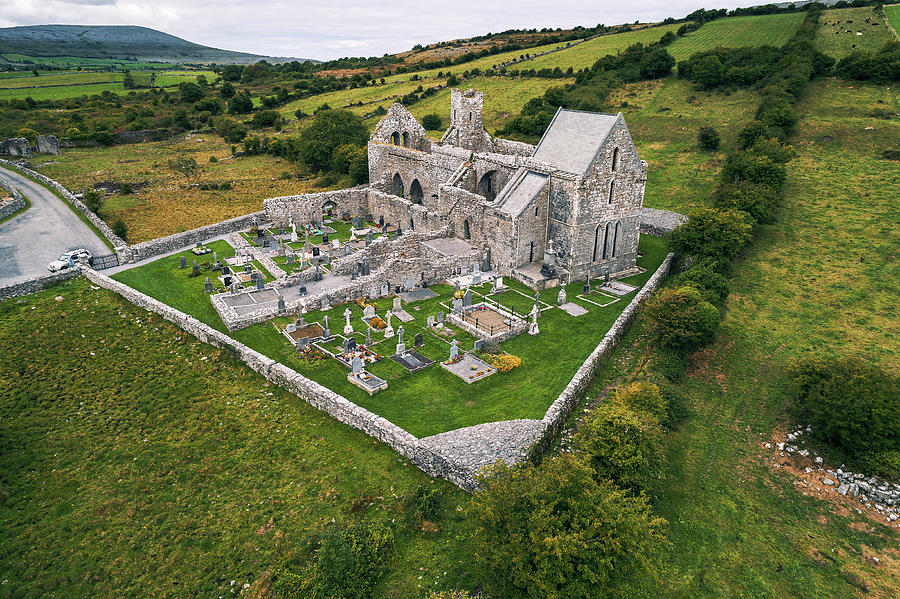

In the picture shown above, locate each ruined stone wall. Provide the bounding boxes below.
[0,138,32,158]
[0,181,26,221]
[491,137,535,157]
[263,187,369,225]
[511,186,550,267]
[367,142,463,207]
[640,207,687,236]
[370,102,430,152]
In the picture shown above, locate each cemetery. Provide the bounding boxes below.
[111,215,668,438]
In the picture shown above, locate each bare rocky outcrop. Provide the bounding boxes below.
[0,138,32,158]
[36,135,61,156]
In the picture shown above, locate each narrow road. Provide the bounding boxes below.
[0,166,109,286]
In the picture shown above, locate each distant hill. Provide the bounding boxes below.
[0,25,308,65]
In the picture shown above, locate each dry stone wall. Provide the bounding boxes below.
[0,182,26,220]
[264,187,368,226]
[0,267,82,300]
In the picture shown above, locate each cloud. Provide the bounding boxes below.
[1,0,761,60]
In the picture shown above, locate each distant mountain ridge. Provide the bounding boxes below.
[0,24,308,64]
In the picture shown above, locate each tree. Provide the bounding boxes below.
[691,55,726,89]
[668,207,752,262]
[612,380,669,423]
[697,126,720,151]
[644,286,720,353]
[222,64,244,82]
[296,109,367,171]
[251,109,280,128]
[713,181,780,224]
[422,113,443,130]
[123,70,135,89]
[228,91,254,115]
[721,149,787,188]
[168,156,199,185]
[220,81,235,99]
[789,357,899,475]
[111,219,128,241]
[469,454,667,599]
[179,81,204,103]
[639,47,675,79]
[577,402,666,494]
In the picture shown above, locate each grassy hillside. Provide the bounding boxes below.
[886,4,900,33]
[816,6,896,58]
[0,69,216,101]
[667,12,807,60]
[0,279,475,598]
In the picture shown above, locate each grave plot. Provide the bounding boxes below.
[441,353,497,384]
[453,303,527,342]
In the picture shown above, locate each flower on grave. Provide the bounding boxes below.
[370,317,387,330]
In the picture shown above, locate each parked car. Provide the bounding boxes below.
[48,248,92,272]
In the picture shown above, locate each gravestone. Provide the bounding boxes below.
[230,283,239,295]
[449,339,459,361]
[312,247,320,257]
[277,295,285,312]
[350,265,358,280]
[298,284,308,296]
[296,337,310,351]
[492,276,504,293]
[365,230,373,246]
[322,232,329,244]
[343,337,353,354]
[362,260,370,276]
[384,310,395,339]
[393,296,402,312]
[365,328,372,346]
[180,256,187,269]
[584,277,591,294]
[427,316,435,327]
[204,277,213,293]
[347,337,357,352]
[296,315,306,328]
[378,215,384,227]
[365,213,373,223]
[322,315,331,338]
[369,285,378,300]
[396,226,402,237]
[245,263,253,273]
[223,275,233,287]
[414,333,423,347]
[314,263,322,281]
[343,245,351,256]
[558,287,567,306]
[529,304,540,335]
[213,252,219,267]
[473,263,481,275]
[474,339,486,351]
[344,307,354,335]
[452,298,463,314]
[363,304,375,321]
[222,266,230,276]
[473,272,481,284]
[192,260,200,275]
[351,354,362,374]
[436,311,444,323]
[286,323,296,333]
[380,282,389,296]
[463,290,472,307]
[256,275,265,290]
[403,277,416,291]
[395,326,406,356]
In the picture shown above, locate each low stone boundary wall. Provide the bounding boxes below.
[0,159,127,254]
[640,207,686,236]
[0,268,82,301]
[78,267,479,488]
[0,181,26,220]
[122,211,268,263]
[532,253,675,454]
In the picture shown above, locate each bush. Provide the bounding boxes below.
[676,258,731,306]
[469,455,667,599]
[577,402,666,493]
[296,109,367,171]
[310,522,394,599]
[251,109,280,128]
[721,148,787,188]
[644,286,720,354]
[119,183,133,195]
[668,207,752,262]
[111,218,127,241]
[697,126,720,151]
[612,380,668,423]
[712,181,780,224]
[645,345,687,382]
[82,190,102,213]
[788,357,899,474]
[401,484,443,527]
[421,113,443,130]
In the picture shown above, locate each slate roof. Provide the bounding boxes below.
[495,169,548,217]
[532,108,619,175]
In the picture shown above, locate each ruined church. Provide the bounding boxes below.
[268,88,647,289]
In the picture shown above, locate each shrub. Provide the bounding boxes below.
[401,484,443,527]
[676,258,731,306]
[788,357,899,473]
[644,286,720,353]
[82,190,102,213]
[469,455,667,599]
[697,126,720,151]
[577,402,666,493]
[736,121,768,150]
[251,109,280,128]
[297,109,367,172]
[484,353,522,372]
[421,113,443,130]
[331,143,365,175]
[612,380,668,423]
[668,207,752,262]
[425,592,474,599]
[119,183,133,195]
[310,522,394,599]
[111,218,128,241]
[228,91,253,115]
[713,181,780,224]
[644,345,687,382]
[721,148,787,188]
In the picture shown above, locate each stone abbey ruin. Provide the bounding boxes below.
[267,88,646,290]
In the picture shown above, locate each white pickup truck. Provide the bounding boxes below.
[48,248,93,272]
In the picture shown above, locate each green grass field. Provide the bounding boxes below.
[816,6,896,58]
[0,81,125,101]
[0,71,122,89]
[0,69,217,100]
[667,12,806,60]
[525,24,683,72]
[0,53,169,70]
[0,278,476,598]
[886,4,900,34]
[111,236,668,437]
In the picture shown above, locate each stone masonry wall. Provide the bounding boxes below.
[0,267,82,301]
[264,187,369,226]
[0,181,26,221]
[123,210,267,263]
[80,267,482,491]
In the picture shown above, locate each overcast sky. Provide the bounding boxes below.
[3,0,766,61]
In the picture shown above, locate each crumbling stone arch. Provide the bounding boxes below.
[391,131,401,145]
[409,179,424,204]
[402,131,410,147]
[392,173,405,197]
[322,200,336,217]
[477,170,499,201]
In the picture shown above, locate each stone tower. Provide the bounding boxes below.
[450,88,489,152]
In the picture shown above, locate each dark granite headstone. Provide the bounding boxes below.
[413,332,423,347]
[180,256,187,269]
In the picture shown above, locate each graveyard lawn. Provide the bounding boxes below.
[112,234,667,437]
[0,278,476,599]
